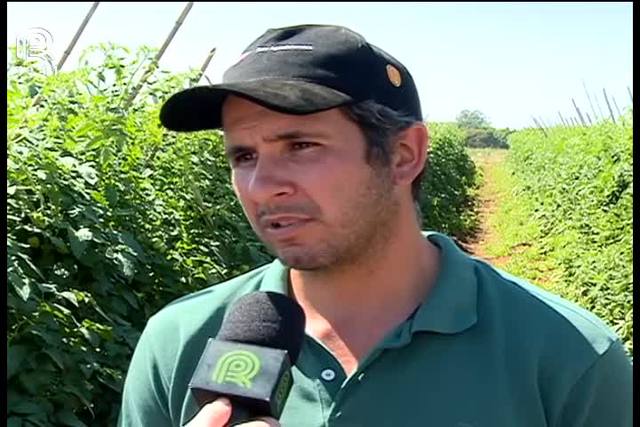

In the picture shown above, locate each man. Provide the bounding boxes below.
[119,25,632,427]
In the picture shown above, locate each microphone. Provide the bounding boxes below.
[188,291,306,425]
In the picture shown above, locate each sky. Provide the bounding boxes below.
[7,2,633,129]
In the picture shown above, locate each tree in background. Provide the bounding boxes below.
[456,109,491,129]
[456,109,510,149]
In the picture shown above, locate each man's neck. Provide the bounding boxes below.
[290,232,439,322]
[287,221,441,372]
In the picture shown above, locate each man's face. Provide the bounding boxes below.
[222,95,401,270]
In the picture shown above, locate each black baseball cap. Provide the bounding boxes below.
[159,24,422,132]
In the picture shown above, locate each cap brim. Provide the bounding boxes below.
[159,79,354,132]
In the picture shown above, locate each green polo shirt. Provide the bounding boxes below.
[118,232,632,426]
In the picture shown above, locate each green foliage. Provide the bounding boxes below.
[454,109,512,148]
[8,44,271,426]
[507,119,633,356]
[465,127,510,149]
[456,109,490,129]
[420,123,480,239]
[8,44,480,425]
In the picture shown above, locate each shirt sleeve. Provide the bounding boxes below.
[555,339,633,427]
[118,316,175,427]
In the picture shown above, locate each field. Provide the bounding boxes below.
[7,43,632,426]
[7,44,480,426]
[467,118,633,358]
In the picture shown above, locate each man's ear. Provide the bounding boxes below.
[390,123,429,186]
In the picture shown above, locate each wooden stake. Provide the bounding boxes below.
[123,2,194,108]
[571,98,586,126]
[558,111,567,127]
[602,88,616,124]
[532,116,548,137]
[539,116,550,130]
[31,2,100,107]
[585,112,592,125]
[593,90,605,120]
[192,47,216,86]
[612,96,623,118]
[582,80,600,120]
[56,2,100,71]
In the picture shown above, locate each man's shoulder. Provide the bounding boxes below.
[472,257,620,357]
[145,261,275,334]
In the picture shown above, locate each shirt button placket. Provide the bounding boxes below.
[321,368,336,382]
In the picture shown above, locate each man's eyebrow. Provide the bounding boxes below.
[263,130,331,142]
[224,130,331,158]
[224,145,248,159]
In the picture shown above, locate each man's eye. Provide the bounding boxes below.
[292,142,316,150]
[233,152,255,164]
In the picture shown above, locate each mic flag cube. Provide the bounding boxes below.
[189,338,294,419]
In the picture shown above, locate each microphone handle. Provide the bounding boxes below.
[227,404,260,427]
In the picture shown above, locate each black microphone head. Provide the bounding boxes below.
[217,291,306,363]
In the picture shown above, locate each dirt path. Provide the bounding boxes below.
[465,149,511,268]
[463,149,566,293]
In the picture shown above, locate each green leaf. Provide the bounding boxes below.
[59,156,77,169]
[11,273,31,302]
[52,303,72,317]
[105,185,119,205]
[8,345,29,379]
[24,414,48,427]
[42,348,66,370]
[63,385,95,417]
[114,252,135,279]
[7,417,23,427]
[91,300,115,323]
[119,231,145,258]
[59,291,79,307]
[78,163,98,185]
[121,289,139,309]
[55,410,88,427]
[76,227,93,241]
[49,235,69,253]
[97,373,123,392]
[17,252,46,280]
[67,227,92,258]
[9,400,43,415]
[79,327,99,346]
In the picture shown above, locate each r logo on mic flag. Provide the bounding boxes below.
[213,350,262,388]
[187,291,306,424]
[189,339,295,419]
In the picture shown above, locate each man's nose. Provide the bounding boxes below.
[246,156,295,203]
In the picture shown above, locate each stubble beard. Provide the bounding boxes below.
[270,166,400,271]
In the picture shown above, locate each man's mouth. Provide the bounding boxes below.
[269,219,301,229]
[261,217,313,237]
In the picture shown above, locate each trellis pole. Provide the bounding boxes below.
[192,47,216,86]
[582,80,600,121]
[56,2,100,71]
[571,98,586,126]
[602,88,616,124]
[532,116,548,137]
[32,2,100,107]
[123,2,194,109]
[557,111,568,127]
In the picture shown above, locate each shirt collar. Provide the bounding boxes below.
[411,231,478,334]
[257,231,478,335]
[258,257,290,294]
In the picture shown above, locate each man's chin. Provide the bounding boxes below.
[275,248,328,271]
